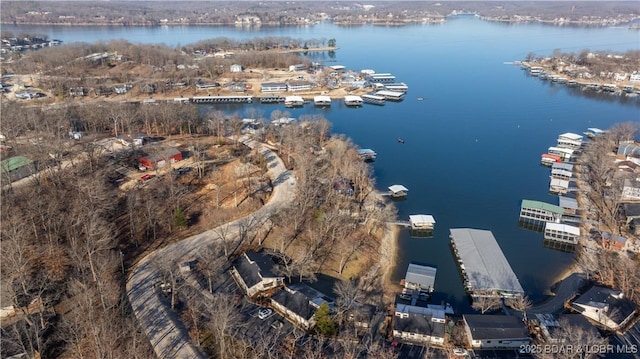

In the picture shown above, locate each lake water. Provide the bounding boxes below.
[7,17,640,312]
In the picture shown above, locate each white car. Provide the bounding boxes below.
[258,308,273,320]
[453,348,469,357]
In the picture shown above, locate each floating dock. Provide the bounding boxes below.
[449,228,524,298]
[191,95,253,104]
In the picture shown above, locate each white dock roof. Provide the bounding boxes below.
[550,178,569,188]
[558,132,583,141]
[405,263,436,290]
[449,228,524,294]
[389,184,409,193]
[284,95,304,102]
[544,222,580,236]
[552,162,574,172]
[375,90,404,97]
[344,95,362,102]
[548,146,574,155]
[409,214,436,225]
[313,95,331,102]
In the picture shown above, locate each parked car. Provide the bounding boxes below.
[271,320,283,329]
[258,308,273,320]
[453,348,469,357]
[139,174,155,183]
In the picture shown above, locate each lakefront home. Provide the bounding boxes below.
[463,315,531,349]
[229,252,284,298]
[570,286,637,331]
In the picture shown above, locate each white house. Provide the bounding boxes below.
[230,64,243,73]
[463,315,531,349]
[393,305,446,345]
[571,286,637,331]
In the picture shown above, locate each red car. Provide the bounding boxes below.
[139,174,155,183]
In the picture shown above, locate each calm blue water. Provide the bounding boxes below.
[8,17,639,312]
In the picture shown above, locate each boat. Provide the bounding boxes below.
[397,137,405,144]
[417,97,424,101]
[344,95,363,107]
[361,94,386,105]
[284,95,304,108]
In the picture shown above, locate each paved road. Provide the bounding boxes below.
[528,272,587,315]
[126,138,295,359]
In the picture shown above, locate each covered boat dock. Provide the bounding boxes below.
[449,228,524,298]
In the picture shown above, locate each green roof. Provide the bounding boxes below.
[521,199,564,215]
[1,156,33,172]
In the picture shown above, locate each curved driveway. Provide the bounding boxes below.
[126,138,295,359]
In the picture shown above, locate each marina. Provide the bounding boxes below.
[190,95,253,104]
[8,16,638,312]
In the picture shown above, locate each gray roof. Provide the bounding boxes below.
[464,315,530,340]
[272,288,315,320]
[405,263,436,290]
[558,196,578,210]
[233,252,279,288]
[142,147,181,163]
[552,162,574,172]
[394,313,445,338]
[450,228,524,294]
[573,286,637,325]
[624,203,640,217]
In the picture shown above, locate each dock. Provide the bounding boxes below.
[449,228,524,298]
[358,148,377,161]
[388,184,408,198]
[191,95,253,104]
[259,95,285,103]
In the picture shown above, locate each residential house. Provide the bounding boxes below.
[139,148,182,170]
[622,179,640,201]
[599,232,627,251]
[286,81,314,92]
[1,156,37,182]
[393,304,446,345]
[270,287,316,331]
[261,82,288,93]
[229,252,284,298]
[571,286,637,331]
[463,315,531,349]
